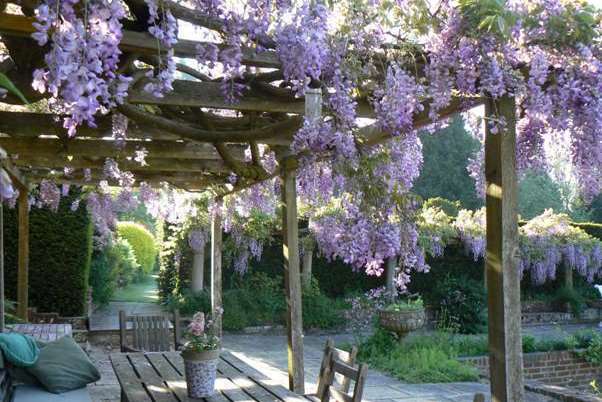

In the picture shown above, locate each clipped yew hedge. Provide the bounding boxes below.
[2,190,93,316]
[117,221,157,277]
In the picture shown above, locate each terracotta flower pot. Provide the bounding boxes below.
[182,349,220,398]
[377,308,426,338]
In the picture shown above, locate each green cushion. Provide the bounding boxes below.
[26,337,100,394]
[0,334,39,367]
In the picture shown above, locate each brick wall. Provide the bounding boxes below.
[460,350,602,389]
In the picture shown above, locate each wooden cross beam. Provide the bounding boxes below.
[0,13,280,68]
[12,155,230,174]
[0,137,246,161]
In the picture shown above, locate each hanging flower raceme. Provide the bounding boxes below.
[143,0,178,97]
[32,0,131,136]
[188,229,209,253]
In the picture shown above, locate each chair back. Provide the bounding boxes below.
[173,309,193,350]
[320,358,368,402]
[119,311,173,352]
[315,339,361,402]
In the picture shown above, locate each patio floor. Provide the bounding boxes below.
[87,333,559,402]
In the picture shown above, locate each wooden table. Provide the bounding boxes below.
[111,351,309,402]
[10,323,72,341]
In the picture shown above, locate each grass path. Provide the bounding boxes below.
[111,274,159,303]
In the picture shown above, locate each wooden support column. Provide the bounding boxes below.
[191,247,205,292]
[17,188,29,320]
[484,96,524,402]
[210,198,223,336]
[385,258,396,301]
[281,159,305,393]
[301,242,313,288]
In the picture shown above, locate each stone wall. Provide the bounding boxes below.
[460,350,601,389]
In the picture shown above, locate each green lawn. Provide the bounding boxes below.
[111,274,159,303]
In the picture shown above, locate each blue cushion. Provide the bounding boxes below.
[0,334,39,367]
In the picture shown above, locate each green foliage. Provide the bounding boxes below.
[552,285,586,316]
[414,116,482,210]
[0,72,29,103]
[2,189,93,316]
[89,238,140,306]
[573,221,602,240]
[165,289,211,316]
[384,298,424,312]
[518,171,565,220]
[430,274,486,334]
[117,221,157,278]
[583,334,602,366]
[423,198,462,218]
[302,279,347,329]
[117,200,157,235]
[358,329,480,383]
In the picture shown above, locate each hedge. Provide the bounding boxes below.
[2,189,93,316]
[117,221,157,277]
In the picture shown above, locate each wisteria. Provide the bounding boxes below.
[17,0,602,291]
[31,0,130,135]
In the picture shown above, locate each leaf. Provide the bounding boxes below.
[0,72,29,104]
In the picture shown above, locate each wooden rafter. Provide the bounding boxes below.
[0,137,245,160]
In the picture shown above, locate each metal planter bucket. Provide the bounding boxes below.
[182,349,220,398]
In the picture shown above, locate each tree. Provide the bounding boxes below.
[518,171,565,220]
[414,116,482,210]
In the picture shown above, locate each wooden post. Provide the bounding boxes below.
[191,248,205,292]
[301,244,313,288]
[210,198,223,337]
[17,188,28,321]
[385,258,396,301]
[281,159,305,393]
[484,95,524,402]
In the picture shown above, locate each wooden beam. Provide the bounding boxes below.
[0,137,245,160]
[0,13,280,68]
[17,189,28,320]
[280,160,304,394]
[12,155,230,174]
[128,80,375,117]
[210,198,223,337]
[484,95,524,402]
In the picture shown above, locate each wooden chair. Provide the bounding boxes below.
[320,357,368,402]
[308,339,361,402]
[173,309,193,350]
[118,310,173,352]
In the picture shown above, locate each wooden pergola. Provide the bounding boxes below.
[0,8,523,402]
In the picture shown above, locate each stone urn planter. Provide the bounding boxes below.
[378,306,426,338]
[182,349,220,398]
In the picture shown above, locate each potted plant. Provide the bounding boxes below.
[181,312,221,398]
[377,296,425,338]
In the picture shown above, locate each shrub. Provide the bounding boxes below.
[2,189,93,316]
[430,274,487,334]
[89,249,117,306]
[89,238,139,306]
[423,198,462,218]
[552,285,586,316]
[117,221,157,278]
[358,329,480,383]
[582,334,602,366]
[165,289,211,316]
[302,279,346,329]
